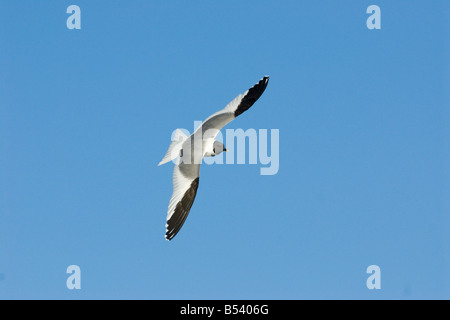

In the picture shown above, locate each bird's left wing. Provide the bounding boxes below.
[165,162,200,240]
[198,76,269,140]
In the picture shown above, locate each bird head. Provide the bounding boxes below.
[212,140,228,156]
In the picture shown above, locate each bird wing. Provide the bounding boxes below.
[196,76,269,140]
[165,162,200,240]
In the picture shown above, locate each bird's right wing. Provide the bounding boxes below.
[165,162,200,240]
[197,76,269,140]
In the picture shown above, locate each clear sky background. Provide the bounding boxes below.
[0,1,448,299]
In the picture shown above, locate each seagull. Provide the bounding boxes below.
[158,76,269,240]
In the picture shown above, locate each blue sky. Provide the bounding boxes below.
[0,0,448,299]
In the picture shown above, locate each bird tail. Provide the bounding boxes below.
[158,129,189,166]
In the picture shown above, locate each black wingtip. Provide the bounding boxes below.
[234,76,269,118]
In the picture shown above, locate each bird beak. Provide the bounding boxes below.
[224,148,228,152]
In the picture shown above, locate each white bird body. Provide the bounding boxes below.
[202,138,216,158]
[159,76,269,240]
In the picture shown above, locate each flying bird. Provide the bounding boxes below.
[158,76,269,240]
